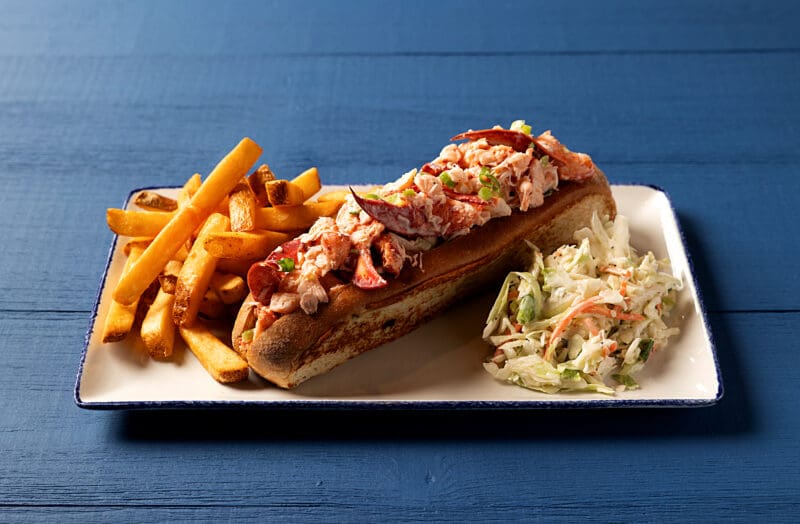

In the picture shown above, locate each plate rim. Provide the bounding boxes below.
[75,183,723,410]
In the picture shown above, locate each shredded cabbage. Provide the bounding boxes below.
[483,212,682,395]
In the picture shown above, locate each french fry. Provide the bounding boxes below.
[122,238,192,262]
[210,272,248,305]
[158,259,183,294]
[254,200,342,231]
[107,209,172,237]
[177,173,202,208]
[101,246,146,342]
[172,213,230,326]
[199,287,226,319]
[215,257,261,278]
[135,191,178,212]
[228,182,257,232]
[178,323,250,383]
[140,287,177,359]
[316,189,350,202]
[266,179,306,206]
[247,164,276,207]
[203,229,291,260]
[291,167,321,200]
[123,238,152,255]
[113,137,262,305]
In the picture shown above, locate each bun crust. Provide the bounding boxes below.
[233,170,616,388]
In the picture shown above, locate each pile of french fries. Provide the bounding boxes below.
[100,137,346,383]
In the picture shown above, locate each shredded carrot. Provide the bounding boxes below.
[587,305,645,322]
[582,317,600,337]
[599,265,632,278]
[545,297,601,359]
[619,280,627,297]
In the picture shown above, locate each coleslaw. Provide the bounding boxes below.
[483,212,682,394]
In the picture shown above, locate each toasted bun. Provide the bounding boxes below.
[233,170,616,388]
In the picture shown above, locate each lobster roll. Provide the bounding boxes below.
[233,121,616,388]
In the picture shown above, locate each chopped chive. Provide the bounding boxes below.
[478,186,494,201]
[438,171,456,188]
[276,257,295,272]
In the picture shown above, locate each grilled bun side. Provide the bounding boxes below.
[233,170,616,388]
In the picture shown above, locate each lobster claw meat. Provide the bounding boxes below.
[351,189,440,237]
[450,128,535,153]
[353,247,387,289]
[534,131,596,181]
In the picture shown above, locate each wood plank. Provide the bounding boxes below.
[1,0,799,56]
[0,310,797,520]
[0,53,796,312]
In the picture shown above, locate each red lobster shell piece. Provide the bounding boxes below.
[247,262,282,305]
[451,128,597,181]
[450,128,535,153]
[351,189,441,238]
[247,238,303,305]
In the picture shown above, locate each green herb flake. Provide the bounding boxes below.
[478,186,494,201]
[276,257,295,272]
[438,171,456,188]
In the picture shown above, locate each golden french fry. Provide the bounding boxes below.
[199,287,225,319]
[266,179,306,206]
[123,238,152,256]
[140,287,177,359]
[135,191,178,212]
[215,257,260,277]
[315,189,350,203]
[177,173,202,208]
[124,238,191,261]
[113,137,262,305]
[291,167,321,201]
[158,259,183,294]
[228,182,257,232]
[254,200,342,231]
[107,209,172,237]
[203,229,291,260]
[172,213,230,326]
[247,164,276,207]
[210,272,248,305]
[178,323,250,383]
[101,246,146,342]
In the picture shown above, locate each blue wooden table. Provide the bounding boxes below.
[1,1,798,521]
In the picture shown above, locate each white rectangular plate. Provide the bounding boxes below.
[76,185,721,409]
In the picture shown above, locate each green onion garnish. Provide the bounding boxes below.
[364,193,381,200]
[403,188,417,197]
[478,187,494,201]
[438,171,456,188]
[276,257,295,272]
[510,119,532,135]
[241,329,254,343]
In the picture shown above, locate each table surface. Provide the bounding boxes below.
[2,1,798,521]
